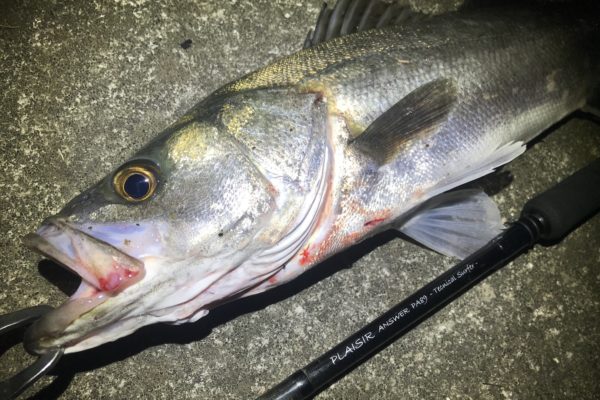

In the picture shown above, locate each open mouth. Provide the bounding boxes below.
[22,218,145,353]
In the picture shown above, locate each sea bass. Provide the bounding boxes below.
[24,0,599,353]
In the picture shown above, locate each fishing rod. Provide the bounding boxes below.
[257,158,600,400]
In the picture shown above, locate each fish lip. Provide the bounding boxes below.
[23,218,145,293]
[23,294,108,354]
[22,218,146,353]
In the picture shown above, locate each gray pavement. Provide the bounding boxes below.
[1,1,599,399]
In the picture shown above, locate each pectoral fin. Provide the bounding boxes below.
[350,78,457,165]
[398,189,504,259]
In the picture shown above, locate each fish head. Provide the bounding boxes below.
[24,120,278,353]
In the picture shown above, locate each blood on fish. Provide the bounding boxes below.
[99,273,121,292]
[412,188,426,200]
[266,182,279,197]
[364,218,385,227]
[99,265,140,292]
[268,275,277,284]
[300,247,310,265]
[124,268,137,279]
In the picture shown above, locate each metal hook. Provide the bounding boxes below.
[0,305,63,400]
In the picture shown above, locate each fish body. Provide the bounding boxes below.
[24,2,599,353]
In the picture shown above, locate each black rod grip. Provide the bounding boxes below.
[522,158,600,242]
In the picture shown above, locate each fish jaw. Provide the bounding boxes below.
[21,217,259,353]
[24,219,145,293]
[22,218,146,353]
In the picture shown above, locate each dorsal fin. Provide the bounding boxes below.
[304,0,427,49]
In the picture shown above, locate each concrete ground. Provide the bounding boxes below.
[1,0,599,399]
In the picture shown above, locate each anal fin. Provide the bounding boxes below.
[398,189,504,259]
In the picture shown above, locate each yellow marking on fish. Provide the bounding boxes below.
[300,79,365,140]
[344,117,366,139]
[218,30,401,95]
[167,122,214,164]
[220,103,255,137]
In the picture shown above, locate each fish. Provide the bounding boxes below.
[23,0,599,354]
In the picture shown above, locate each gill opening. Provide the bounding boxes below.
[244,145,331,273]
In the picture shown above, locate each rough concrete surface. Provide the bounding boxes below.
[0,0,599,399]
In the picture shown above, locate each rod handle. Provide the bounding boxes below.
[522,158,600,242]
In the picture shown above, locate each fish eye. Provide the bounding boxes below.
[113,164,158,202]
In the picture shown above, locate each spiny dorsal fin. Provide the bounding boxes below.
[350,78,458,165]
[304,0,427,49]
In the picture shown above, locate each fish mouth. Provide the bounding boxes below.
[22,218,145,354]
